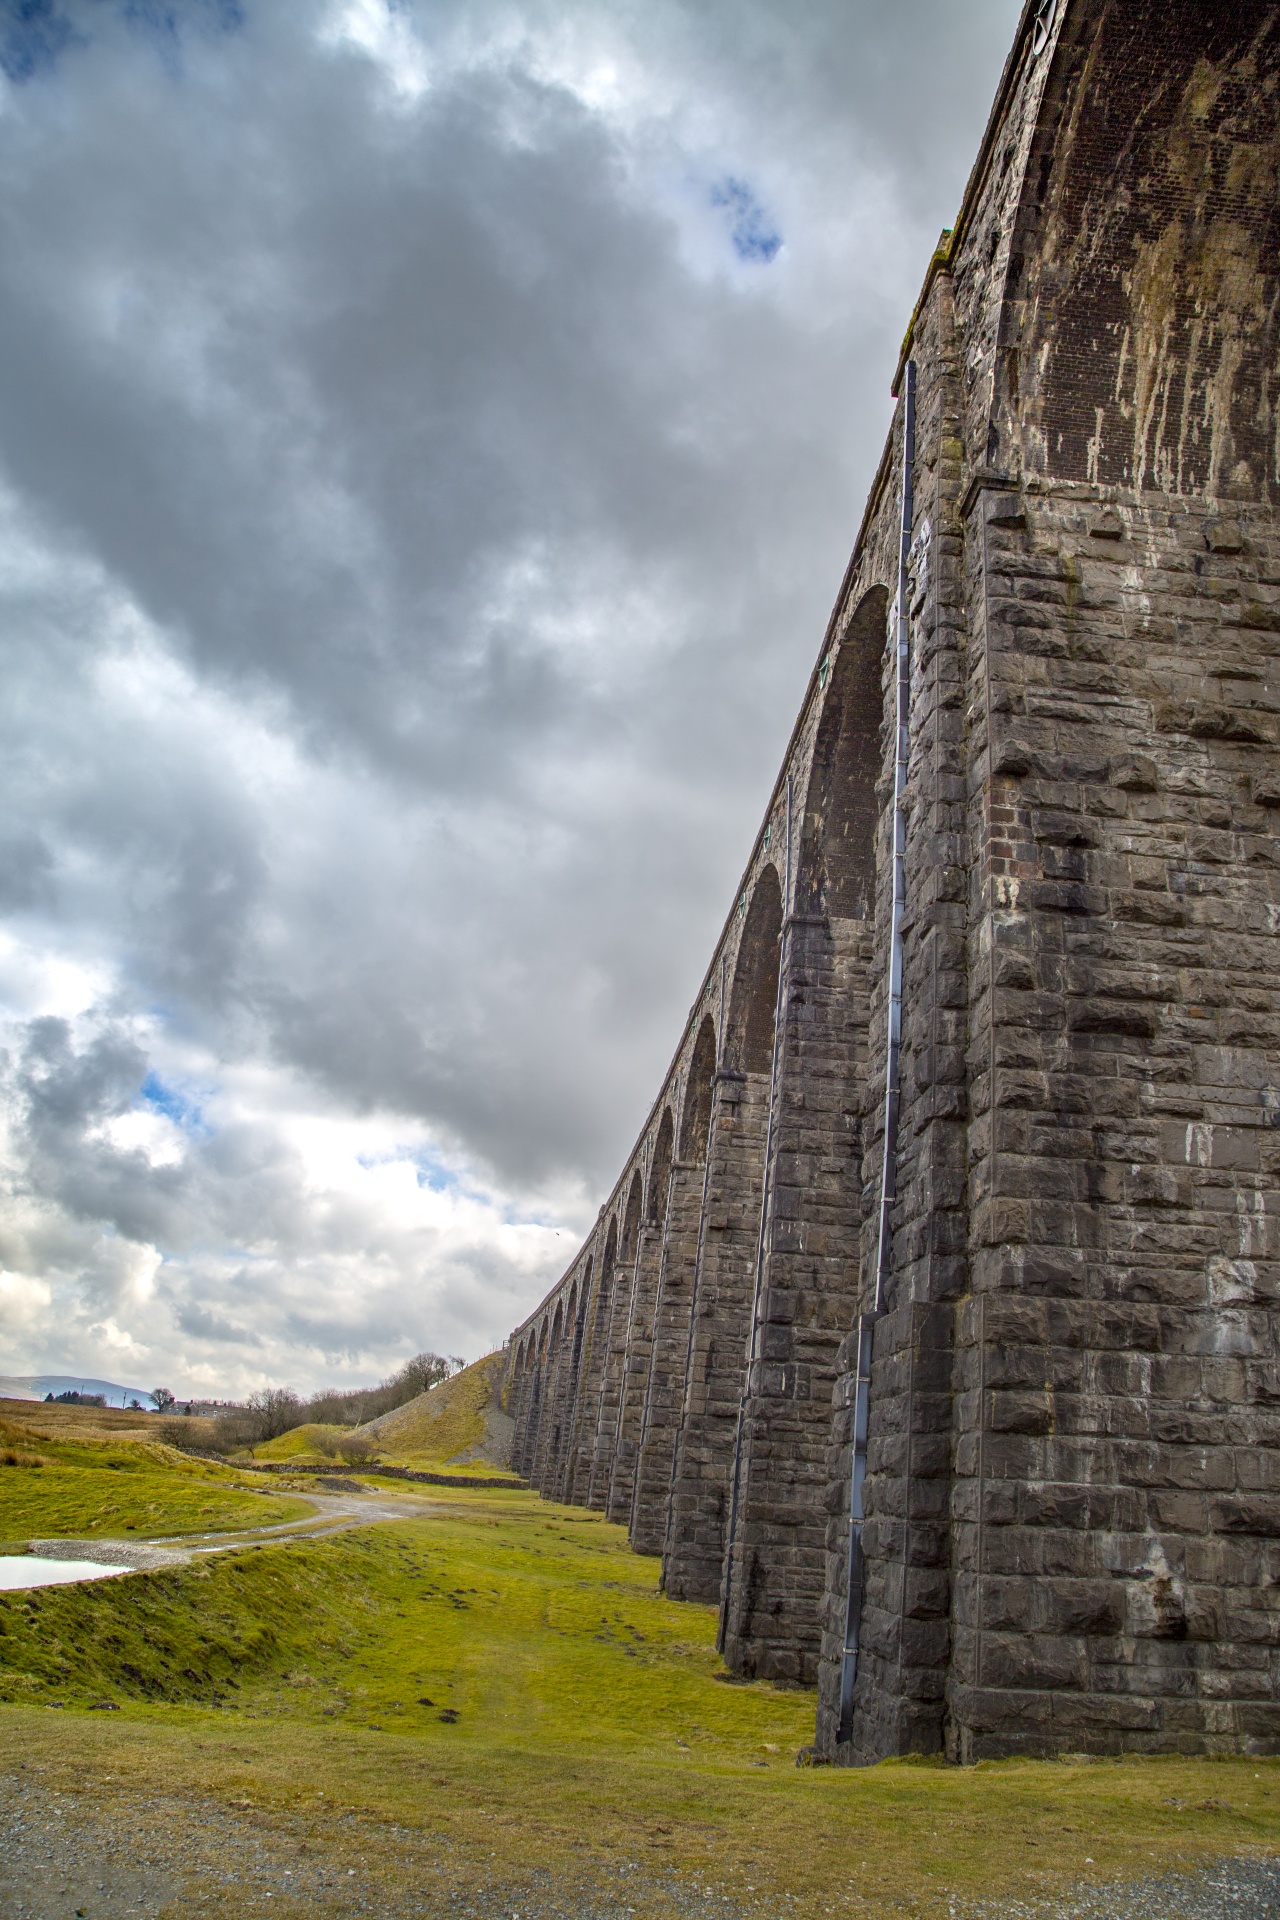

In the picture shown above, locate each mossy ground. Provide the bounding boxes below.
[2,1476,1278,1915]
[0,1413,310,1548]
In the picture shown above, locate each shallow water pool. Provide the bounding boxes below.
[0,1555,130,1591]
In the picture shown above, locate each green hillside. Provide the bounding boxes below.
[0,1414,310,1546]
[362,1350,512,1468]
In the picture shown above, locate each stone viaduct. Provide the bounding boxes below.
[503,0,1280,1762]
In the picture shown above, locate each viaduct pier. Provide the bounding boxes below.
[503,0,1280,1762]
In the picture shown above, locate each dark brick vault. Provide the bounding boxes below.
[503,0,1280,1762]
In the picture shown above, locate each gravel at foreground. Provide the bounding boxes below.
[0,1770,745,1920]
[963,1855,1280,1920]
[2,1770,1277,1920]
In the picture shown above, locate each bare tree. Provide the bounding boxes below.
[151,1387,176,1413]
[389,1352,463,1401]
[245,1387,301,1441]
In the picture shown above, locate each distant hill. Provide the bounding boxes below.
[0,1374,159,1410]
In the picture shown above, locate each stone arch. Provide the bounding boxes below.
[607,1114,677,1521]
[567,1220,617,1497]
[592,1168,648,1513]
[992,0,1280,500]
[600,1215,619,1297]
[647,1107,675,1226]
[542,1291,579,1490]
[797,588,889,921]
[726,865,783,1075]
[519,1318,549,1479]
[509,1333,531,1469]
[679,1014,717,1162]
[621,1170,643,1262]
[630,1088,707,1550]
[587,1190,640,1505]
[557,1256,594,1502]
[536,1298,569,1489]
[664,864,783,1602]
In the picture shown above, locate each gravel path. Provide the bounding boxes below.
[0,1770,746,1920]
[18,1483,439,1582]
[965,1856,1280,1920]
[1,1769,1276,1920]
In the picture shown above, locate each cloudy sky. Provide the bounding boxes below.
[0,0,1021,1399]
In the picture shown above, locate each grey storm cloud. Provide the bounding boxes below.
[0,0,1021,1395]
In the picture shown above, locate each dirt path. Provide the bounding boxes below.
[23,1482,439,1576]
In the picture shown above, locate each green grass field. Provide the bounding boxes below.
[0,1416,311,1547]
[2,1470,1278,1916]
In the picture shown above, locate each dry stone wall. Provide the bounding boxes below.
[502,0,1280,1763]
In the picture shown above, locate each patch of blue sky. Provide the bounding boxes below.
[709,177,783,265]
[354,1144,464,1195]
[415,1153,462,1194]
[140,1070,208,1135]
[0,0,241,86]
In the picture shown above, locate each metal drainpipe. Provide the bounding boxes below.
[719,776,792,1656]
[837,358,916,1746]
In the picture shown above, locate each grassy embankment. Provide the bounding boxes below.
[0,1402,311,1548]
[252,1349,512,1476]
[1,1412,1278,1917]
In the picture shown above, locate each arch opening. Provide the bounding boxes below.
[598,1216,619,1301]
[797,587,888,921]
[647,1108,674,1226]
[621,1171,643,1262]
[679,1014,717,1162]
[727,866,783,1075]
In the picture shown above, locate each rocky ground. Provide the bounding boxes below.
[3,1768,1278,1920]
[966,1856,1280,1920]
[0,1767,754,1920]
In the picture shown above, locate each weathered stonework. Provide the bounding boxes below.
[503,0,1280,1762]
